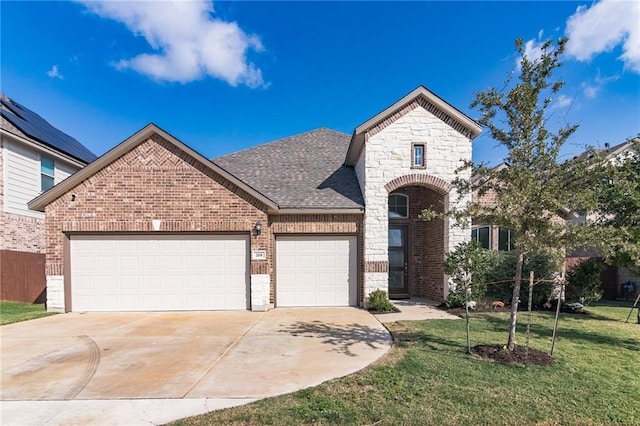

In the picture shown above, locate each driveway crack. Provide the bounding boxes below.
[182,313,266,398]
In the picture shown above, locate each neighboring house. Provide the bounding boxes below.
[28,86,482,313]
[470,162,518,252]
[0,95,96,303]
[568,137,639,299]
[471,138,639,300]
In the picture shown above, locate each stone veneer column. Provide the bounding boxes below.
[359,106,473,304]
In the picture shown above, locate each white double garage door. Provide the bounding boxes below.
[70,234,357,312]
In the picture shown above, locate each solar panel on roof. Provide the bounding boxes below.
[0,98,97,164]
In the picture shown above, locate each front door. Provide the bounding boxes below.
[388,225,409,298]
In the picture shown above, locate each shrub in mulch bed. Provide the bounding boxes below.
[471,344,554,366]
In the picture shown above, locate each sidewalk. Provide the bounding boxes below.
[374,298,460,323]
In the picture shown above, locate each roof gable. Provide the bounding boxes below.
[29,124,279,212]
[0,95,97,164]
[345,86,482,166]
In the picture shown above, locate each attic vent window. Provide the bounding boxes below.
[412,143,425,168]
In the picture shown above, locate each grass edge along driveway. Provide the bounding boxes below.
[173,302,639,426]
[0,301,55,325]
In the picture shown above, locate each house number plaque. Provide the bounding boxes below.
[251,250,267,260]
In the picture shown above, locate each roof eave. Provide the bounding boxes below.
[275,207,364,215]
[28,124,279,212]
[1,128,88,168]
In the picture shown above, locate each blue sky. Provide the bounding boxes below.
[2,1,639,166]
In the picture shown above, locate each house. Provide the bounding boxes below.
[1,95,96,303]
[470,162,517,251]
[568,137,639,300]
[28,86,482,313]
[471,137,639,301]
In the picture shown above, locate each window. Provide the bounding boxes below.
[498,228,515,251]
[388,194,408,218]
[412,143,425,168]
[41,156,55,192]
[471,226,491,249]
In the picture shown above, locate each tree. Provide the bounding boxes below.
[590,139,640,272]
[443,241,491,353]
[429,38,601,351]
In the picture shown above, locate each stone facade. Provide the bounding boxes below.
[356,105,472,301]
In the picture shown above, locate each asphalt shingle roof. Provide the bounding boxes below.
[213,128,364,210]
[0,95,97,164]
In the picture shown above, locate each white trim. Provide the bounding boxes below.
[0,129,87,168]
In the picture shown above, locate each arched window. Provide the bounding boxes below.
[388,194,408,218]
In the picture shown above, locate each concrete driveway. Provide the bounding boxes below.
[1,308,391,425]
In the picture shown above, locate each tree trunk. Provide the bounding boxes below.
[525,270,534,364]
[507,248,525,351]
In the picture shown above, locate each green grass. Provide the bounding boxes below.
[174,302,640,426]
[0,301,56,325]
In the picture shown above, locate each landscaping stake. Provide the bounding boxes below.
[550,267,565,356]
[624,293,640,323]
[465,274,471,354]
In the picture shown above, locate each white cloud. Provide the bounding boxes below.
[565,0,640,73]
[581,83,599,99]
[581,71,620,99]
[78,0,265,86]
[553,94,573,109]
[46,65,64,79]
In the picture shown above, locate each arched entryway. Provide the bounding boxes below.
[385,175,450,301]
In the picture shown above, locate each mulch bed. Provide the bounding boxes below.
[471,344,554,366]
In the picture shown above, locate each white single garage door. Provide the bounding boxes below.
[276,236,357,307]
[70,234,249,312]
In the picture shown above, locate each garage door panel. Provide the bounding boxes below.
[276,236,357,307]
[71,234,249,312]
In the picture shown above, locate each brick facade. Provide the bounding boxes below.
[43,134,364,311]
[390,186,446,301]
[1,212,45,253]
[45,134,268,311]
[270,214,363,305]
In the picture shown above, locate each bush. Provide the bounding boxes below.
[483,251,560,308]
[565,259,603,305]
[368,290,399,313]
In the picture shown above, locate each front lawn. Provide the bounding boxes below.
[174,302,639,426]
[0,301,56,325]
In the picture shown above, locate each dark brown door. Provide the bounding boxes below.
[388,225,409,298]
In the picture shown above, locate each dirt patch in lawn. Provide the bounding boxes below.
[472,344,554,366]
